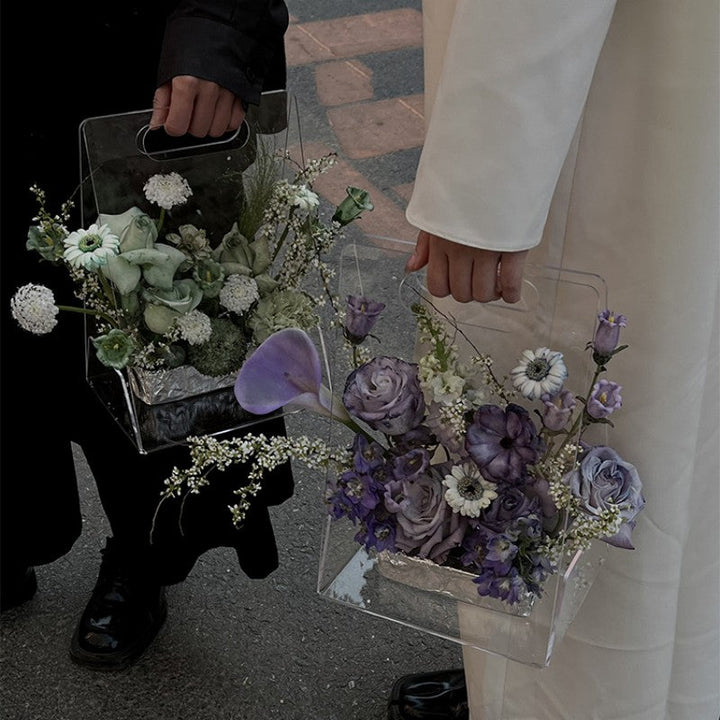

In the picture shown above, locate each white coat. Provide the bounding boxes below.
[407,1,719,718]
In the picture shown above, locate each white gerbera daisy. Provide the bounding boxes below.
[10,284,59,334]
[63,224,120,270]
[143,172,193,211]
[443,462,498,517]
[219,274,260,314]
[510,347,567,400]
[175,310,212,345]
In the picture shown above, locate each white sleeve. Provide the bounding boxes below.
[406,0,617,252]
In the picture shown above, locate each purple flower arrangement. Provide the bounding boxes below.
[165,295,644,607]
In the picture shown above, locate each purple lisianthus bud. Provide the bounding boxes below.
[540,389,576,431]
[344,295,385,344]
[465,403,544,484]
[565,445,645,549]
[384,464,462,560]
[593,310,627,357]
[343,356,425,436]
[392,448,431,482]
[586,379,622,419]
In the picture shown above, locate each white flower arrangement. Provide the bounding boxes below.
[12,144,374,382]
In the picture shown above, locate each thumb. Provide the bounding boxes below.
[149,85,171,130]
[405,231,430,273]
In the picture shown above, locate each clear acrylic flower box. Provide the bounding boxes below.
[78,93,297,453]
[316,237,610,667]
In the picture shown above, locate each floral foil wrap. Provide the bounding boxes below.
[376,551,536,617]
[128,365,238,406]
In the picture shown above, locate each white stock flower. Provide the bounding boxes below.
[174,310,212,345]
[510,347,567,400]
[443,462,498,517]
[219,274,260,314]
[11,284,59,334]
[143,172,193,211]
[425,370,465,405]
[290,185,320,212]
[63,223,120,270]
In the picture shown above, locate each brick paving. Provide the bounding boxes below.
[287,7,425,243]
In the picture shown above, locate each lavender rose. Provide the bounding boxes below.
[343,356,425,435]
[565,445,645,549]
[384,464,467,562]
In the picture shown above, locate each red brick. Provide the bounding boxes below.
[327,95,425,159]
[286,9,422,66]
[316,60,374,107]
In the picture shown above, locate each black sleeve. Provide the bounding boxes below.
[157,0,289,106]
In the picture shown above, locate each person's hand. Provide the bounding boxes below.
[149,76,246,138]
[405,230,529,304]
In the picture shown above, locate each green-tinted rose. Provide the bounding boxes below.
[122,243,187,290]
[213,223,272,277]
[99,207,158,251]
[143,278,203,334]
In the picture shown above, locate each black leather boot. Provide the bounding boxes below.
[70,537,166,670]
[387,669,469,720]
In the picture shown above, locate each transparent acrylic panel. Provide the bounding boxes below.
[78,93,301,453]
[317,236,609,667]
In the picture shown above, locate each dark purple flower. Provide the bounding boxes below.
[565,445,645,549]
[473,567,526,605]
[358,514,396,552]
[391,425,437,454]
[593,309,627,356]
[391,448,430,482]
[344,295,385,344]
[328,469,383,522]
[343,356,425,436]
[479,487,540,532]
[465,404,544,484]
[483,534,518,574]
[586,379,622,419]
[350,434,387,475]
[540,389,576,431]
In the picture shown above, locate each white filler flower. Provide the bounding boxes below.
[510,347,568,400]
[175,310,212,345]
[443,462,498,517]
[11,283,59,334]
[143,172,193,211]
[219,274,260,314]
[289,184,320,212]
[63,224,120,270]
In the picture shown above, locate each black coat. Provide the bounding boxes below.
[1,1,293,583]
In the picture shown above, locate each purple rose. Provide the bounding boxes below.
[479,487,540,533]
[343,356,425,436]
[344,295,385,344]
[465,403,544,484]
[593,309,627,356]
[565,445,645,549]
[541,389,576,431]
[384,464,467,562]
[586,379,622,419]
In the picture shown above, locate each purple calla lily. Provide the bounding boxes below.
[234,328,350,422]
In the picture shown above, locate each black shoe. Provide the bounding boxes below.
[70,538,167,670]
[0,566,38,612]
[387,669,469,720]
